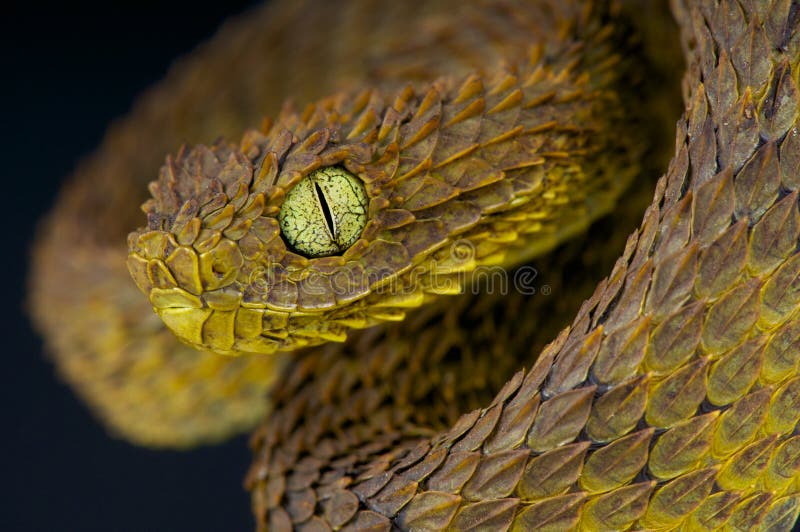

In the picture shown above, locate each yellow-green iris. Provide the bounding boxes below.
[278,167,368,257]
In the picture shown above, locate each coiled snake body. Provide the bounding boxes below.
[30,0,800,530]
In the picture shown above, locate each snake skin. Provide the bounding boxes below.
[243,1,800,530]
[29,0,800,530]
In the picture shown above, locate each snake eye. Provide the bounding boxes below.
[278,167,369,258]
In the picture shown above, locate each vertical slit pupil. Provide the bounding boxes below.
[314,181,336,238]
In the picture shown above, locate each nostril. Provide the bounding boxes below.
[212,262,226,277]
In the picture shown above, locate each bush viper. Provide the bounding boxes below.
[29,0,800,529]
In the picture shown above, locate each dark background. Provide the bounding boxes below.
[2,1,266,530]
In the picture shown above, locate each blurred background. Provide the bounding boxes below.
[3,1,265,529]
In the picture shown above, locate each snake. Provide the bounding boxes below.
[28,0,800,530]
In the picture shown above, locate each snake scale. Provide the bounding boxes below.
[29,0,800,530]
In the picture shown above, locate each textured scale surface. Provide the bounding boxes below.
[28,0,800,530]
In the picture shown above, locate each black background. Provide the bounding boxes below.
[3,1,266,530]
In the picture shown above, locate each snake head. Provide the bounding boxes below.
[126,85,491,356]
[127,120,389,355]
[128,67,629,356]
